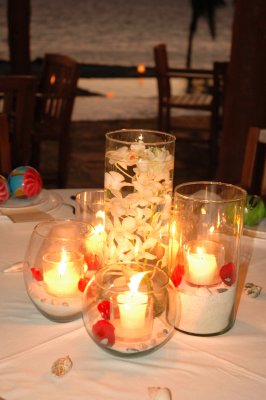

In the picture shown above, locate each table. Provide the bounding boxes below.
[0,189,265,400]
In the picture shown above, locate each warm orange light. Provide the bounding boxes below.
[50,74,56,85]
[43,249,82,297]
[106,91,115,98]
[117,272,150,340]
[137,64,146,74]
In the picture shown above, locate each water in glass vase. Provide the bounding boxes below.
[104,130,175,274]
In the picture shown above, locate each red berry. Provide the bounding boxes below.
[84,254,100,270]
[171,264,184,287]
[30,267,43,281]
[220,262,236,286]
[92,320,115,347]
[78,277,89,292]
[97,300,111,319]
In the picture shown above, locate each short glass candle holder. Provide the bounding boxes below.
[23,220,95,322]
[82,263,177,357]
[172,181,246,336]
[75,189,105,270]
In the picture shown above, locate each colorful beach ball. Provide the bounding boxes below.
[0,175,10,204]
[8,166,43,199]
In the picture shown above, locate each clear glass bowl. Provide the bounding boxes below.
[82,263,177,357]
[23,220,98,322]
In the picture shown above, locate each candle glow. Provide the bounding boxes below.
[43,248,82,297]
[186,246,218,286]
[116,271,152,341]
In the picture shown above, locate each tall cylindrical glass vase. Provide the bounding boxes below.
[104,129,175,274]
[172,181,246,336]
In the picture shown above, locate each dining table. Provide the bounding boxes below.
[0,188,265,400]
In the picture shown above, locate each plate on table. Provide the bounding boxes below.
[243,218,266,239]
[0,190,63,214]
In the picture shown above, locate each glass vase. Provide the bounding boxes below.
[23,220,97,322]
[82,263,177,357]
[172,181,246,336]
[104,129,175,274]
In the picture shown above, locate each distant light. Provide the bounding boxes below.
[137,64,146,74]
[50,74,56,85]
[106,91,115,98]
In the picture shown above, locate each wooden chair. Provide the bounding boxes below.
[31,53,80,188]
[0,113,11,176]
[241,127,266,197]
[153,43,228,177]
[0,76,37,168]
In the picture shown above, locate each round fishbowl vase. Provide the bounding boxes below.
[82,263,177,357]
[104,130,176,275]
[23,220,101,322]
[172,181,246,336]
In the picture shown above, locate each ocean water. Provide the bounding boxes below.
[0,0,234,68]
[0,0,234,120]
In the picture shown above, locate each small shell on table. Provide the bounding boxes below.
[244,282,262,298]
[148,387,172,400]
[51,355,73,377]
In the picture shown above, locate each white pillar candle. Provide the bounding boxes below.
[186,249,217,286]
[43,248,83,297]
[116,271,152,341]
[184,240,223,286]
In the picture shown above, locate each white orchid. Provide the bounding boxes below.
[104,140,174,272]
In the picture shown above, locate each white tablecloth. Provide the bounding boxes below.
[0,189,265,400]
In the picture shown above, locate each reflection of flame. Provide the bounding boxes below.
[128,271,148,293]
[58,248,67,275]
[96,210,105,219]
[171,219,177,236]
[209,225,215,233]
[201,206,206,215]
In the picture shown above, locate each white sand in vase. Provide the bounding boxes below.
[176,282,236,335]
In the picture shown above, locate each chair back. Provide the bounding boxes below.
[36,53,80,130]
[241,127,266,196]
[154,43,171,101]
[0,113,11,176]
[33,54,80,188]
[0,76,37,168]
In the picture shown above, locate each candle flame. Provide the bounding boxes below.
[96,210,105,220]
[128,271,148,294]
[94,223,104,234]
[196,246,205,256]
[58,248,68,276]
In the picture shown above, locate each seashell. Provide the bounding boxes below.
[244,282,262,298]
[148,386,172,400]
[51,355,73,377]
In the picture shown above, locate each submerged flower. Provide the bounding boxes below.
[104,171,131,197]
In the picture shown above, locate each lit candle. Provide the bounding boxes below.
[85,210,105,254]
[169,219,179,269]
[43,248,83,297]
[116,272,152,341]
[186,248,217,286]
[183,240,224,286]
